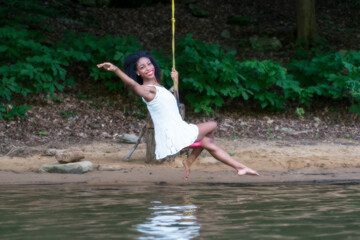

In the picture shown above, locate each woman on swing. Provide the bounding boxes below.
[97,51,259,179]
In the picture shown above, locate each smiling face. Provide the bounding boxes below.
[136,57,155,81]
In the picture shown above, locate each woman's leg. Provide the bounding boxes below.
[183,121,259,179]
[183,121,217,179]
[201,136,259,176]
[195,121,217,142]
[183,147,203,180]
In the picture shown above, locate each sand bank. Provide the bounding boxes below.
[1,138,359,186]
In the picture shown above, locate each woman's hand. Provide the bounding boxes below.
[97,62,119,72]
[171,68,179,85]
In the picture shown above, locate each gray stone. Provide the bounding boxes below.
[221,30,231,39]
[42,148,67,156]
[280,127,312,135]
[119,133,139,144]
[249,35,282,51]
[39,161,93,174]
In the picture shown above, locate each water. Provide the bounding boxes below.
[0,183,359,240]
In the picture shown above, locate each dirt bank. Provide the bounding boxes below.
[1,138,359,186]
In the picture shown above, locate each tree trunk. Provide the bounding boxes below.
[145,113,156,163]
[296,0,318,43]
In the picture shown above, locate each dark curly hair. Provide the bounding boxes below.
[123,51,162,85]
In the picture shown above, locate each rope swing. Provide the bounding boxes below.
[171,0,182,116]
[172,0,202,149]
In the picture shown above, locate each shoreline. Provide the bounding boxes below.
[0,167,360,187]
[1,138,359,186]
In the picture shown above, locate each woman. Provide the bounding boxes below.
[97,51,259,179]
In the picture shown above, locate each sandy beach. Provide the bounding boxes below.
[1,138,360,186]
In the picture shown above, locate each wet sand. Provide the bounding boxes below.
[1,138,360,186]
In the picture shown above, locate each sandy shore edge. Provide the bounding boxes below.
[1,138,359,186]
[0,167,360,187]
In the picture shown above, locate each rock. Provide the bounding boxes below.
[221,29,231,39]
[280,127,312,135]
[249,35,282,51]
[55,151,85,164]
[240,121,248,126]
[39,161,93,174]
[42,148,67,156]
[314,117,321,122]
[119,133,139,144]
[88,122,101,129]
[97,164,126,171]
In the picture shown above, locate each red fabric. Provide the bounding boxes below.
[184,141,203,149]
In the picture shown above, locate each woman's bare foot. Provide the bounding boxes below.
[237,167,259,176]
[182,158,192,180]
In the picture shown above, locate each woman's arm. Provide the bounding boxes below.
[97,62,155,101]
[171,68,179,99]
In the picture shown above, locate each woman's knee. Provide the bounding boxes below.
[210,121,217,132]
[196,121,217,141]
[201,137,218,152]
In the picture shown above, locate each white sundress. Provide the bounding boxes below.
[143,85,199,160]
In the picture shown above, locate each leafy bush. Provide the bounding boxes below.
[175,34,301,113]
[58,32,143,92]
[287,50,360,113]
[0,24,144,119]
[0,0,64,32]
[176,34,249,113]
[239,60,301,109]
[0,26,73,119]
[0,104,31,120]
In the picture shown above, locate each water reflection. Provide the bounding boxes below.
[137,197,200,240]
[0,184,359,240]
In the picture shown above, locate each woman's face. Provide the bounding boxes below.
[136,57,155,80]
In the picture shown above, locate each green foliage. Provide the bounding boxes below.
[0,0,65,31]
[296,107,305,117]
[59,32,143,92]
[0,26,74,119]
[176,34,249,113]
[287,50,360,113]
[239,60,301,110]
[0,24,143,119]
[175,34,301,113]
[1,0,360,119]
[0,104,31,120]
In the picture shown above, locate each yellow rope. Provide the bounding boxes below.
[172,0,176,71]
[171,0,182,115]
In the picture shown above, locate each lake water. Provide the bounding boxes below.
[0,183,359,240]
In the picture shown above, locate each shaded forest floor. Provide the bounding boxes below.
[1,0,360,156]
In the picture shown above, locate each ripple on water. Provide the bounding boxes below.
[0,183,359,240]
